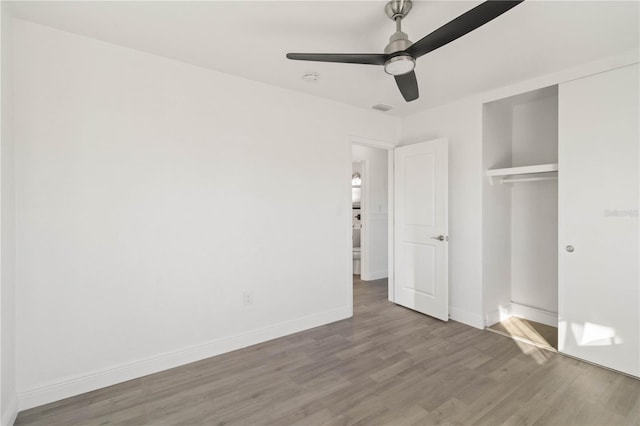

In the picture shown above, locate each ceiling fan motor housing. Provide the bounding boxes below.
[384,31,413,55]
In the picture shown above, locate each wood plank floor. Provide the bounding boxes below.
[487,317,558,351]
[17,277,639,426]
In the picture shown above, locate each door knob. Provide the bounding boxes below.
[431,235,445,241]
[565,245,575,253]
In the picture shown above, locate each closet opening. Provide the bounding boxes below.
[482,85,559,352]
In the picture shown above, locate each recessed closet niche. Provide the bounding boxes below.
[482,85,559,349]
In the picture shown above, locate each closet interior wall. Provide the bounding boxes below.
[483,86,559,327]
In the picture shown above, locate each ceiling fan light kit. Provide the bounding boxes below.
[286,0,523,103]
[384,55,416,76]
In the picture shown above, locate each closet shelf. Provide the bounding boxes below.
[487,163,558,185]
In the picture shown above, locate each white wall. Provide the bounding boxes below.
[402,100,484,327]
[0,4,17,425]
[482,101,513,325]
[12,19,399,409]
[351,145,387,280]
[510,93,558,313]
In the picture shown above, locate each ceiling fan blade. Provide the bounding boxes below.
[395,71,419,102]
[406,1,524,59]
[286,53,387,66]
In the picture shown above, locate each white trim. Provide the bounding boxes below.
[485,309,501,327]
[17,305,351,411]
[449,307,485,330]
[345,138,354,315]
[484,303,557,327]
[360,159,370,280]
[349,135,397,150]
[361,270,388,281]
[485,304,513,327]
[387,149,395,302]
[1,395,18,426]
[511,302,558,327]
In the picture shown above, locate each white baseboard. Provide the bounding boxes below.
[17,306,352,411]
[484,305,513,327]
[361,270,388,281]
[511,302,557,327]
[1,395,18,426]
[449,307,484,330]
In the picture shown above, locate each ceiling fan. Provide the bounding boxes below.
[286,0,523,102]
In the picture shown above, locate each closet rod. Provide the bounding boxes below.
[501,176,558,184]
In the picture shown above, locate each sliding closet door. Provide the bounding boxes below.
[558,63,639,377]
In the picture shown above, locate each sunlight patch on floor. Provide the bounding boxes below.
[487,316,558,364]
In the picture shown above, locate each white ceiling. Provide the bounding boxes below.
[7,1,640,117]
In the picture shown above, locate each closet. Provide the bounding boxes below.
[483,85,560,349]
[482,63,639,377]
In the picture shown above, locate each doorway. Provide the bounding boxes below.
[349,137,451,322]
[351,144,389,290]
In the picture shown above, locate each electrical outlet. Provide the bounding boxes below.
[243,291,253,306]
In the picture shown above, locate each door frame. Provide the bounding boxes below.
[348,135,396,304]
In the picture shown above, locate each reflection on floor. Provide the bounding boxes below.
[487,316,558,351]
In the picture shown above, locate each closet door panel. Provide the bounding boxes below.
[558,64,639,377]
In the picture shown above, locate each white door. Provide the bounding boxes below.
[393,139,448,321]
[558,64,639,377]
